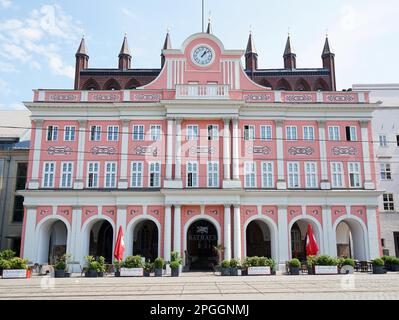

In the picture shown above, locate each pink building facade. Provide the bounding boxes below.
[21,32,382,271]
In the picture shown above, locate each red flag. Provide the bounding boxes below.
[114,226,125,261]
[306,224,319,256]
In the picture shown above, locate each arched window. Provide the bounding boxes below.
[276,78,292,91]
[103,79,121,90]
[125,78,141,90]
[313,78,329,91]
[259,79,273,89]
[295,78,311,91]
[82,78,100,90]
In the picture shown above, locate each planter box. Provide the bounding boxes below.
[314,266,338,275]
[2,269,27,279]
[340,266,354,274]
[230,268,239,276]
[154,268,163,277]
[171,268,180,277]
[54,270,66,278]
[392,264,399,272]
[85,270,98,278]
[221,268,231,276]
[289,266,300,275]
[120,268,143,277]
[247,266,271,276]
[372,265,385,274]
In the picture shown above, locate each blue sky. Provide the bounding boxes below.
[0,0,398,110]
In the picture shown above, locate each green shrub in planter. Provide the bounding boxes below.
[288,259,300,275]
[340,258,355,268]
[124,256,144,269]
[220,260,231,276]
[84,256,104,277]
[113,260,123,277]
[9,257,28,270]
[144,261,153,277]
[170,252,182,264]
[230,259,239,276]
[154,257,164,277]
[314,255,339,266]
[54,254,70,278]
[170,261,180,277]
[0,249,16,260]
[372,258,385,274]
[392,258,399,272]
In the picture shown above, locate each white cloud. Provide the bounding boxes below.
[0,0,12,8]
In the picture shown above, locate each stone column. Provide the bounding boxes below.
[277,205,289,269]
[164,205,172,261]
[173,205,182,255]
[233,205,242,260]
[70,206,83,271]
[22,206,37,262]
[116,206,127,258]
[321,205,332,256]
[318,121,330,189]
[366,206,380,259]
[118,120,129,189]
[232,119,240,181]
[28,120,43,189]
[175,119,182,181]
[224,205,232,260]
[276,120,287,189]
[166,119,174,180]
[223,119,231,181]
[74,120,87,189]
[360,121,375,189]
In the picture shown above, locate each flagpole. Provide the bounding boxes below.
[202,0,205,32]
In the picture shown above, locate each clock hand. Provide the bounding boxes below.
[201,49,209,58]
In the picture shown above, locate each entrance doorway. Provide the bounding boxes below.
[186,220,218,270]
[246,220,271,257]
[394,232,399,257]
[133,220,159,262]
[89,220,113,263]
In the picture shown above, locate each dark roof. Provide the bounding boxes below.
[248,69,330,77]
[80,69,161,76]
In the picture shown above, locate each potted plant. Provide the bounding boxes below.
[313,255,339,275]
[113,260,123,277]
[246,256,272,276]
[2,257,29,279]
[84,256,99,278]
[144,261,153,277]
[372,258,385,274]
[339,258,355,274]
[170,261,181,277]
[392,258,399,272]
[54,254,70,278]
[121,256,144,277]
[170,252,182,277]
[307,256,316,275]
[382,256,399,272]
[230,259,239,276]
[154,257,164,277]
[220,260,231,276]
[288,258,301,275]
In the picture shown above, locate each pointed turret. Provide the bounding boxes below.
[161,29,172,68]
[321,35,336,90]
[245,31,258,72]
[74,36,89,90]
[283,34,296,69]
[118,33,132,70]
[206,17,213,34]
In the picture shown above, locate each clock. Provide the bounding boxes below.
[192,45,214,66]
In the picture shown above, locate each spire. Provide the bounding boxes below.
[245,30,258,72]
[163,29,172,50]
[119,33,131,57]
[322,35,333,57]
[283,33,296,69]
[321,34,336,91]
[245,31,257,55]
[206,16,212,34]
[76,36,88,56]
[284,34,294,56]
[118,33,131,70]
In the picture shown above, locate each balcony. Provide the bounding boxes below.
[175,84,229,100]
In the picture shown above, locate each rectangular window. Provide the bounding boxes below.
[383,194,395,212]
[287,162,300,188]
[331,162,344,188]
[380,163,392,180]
[379,135,387,147]
[149,162,161,188]
[12,195,24,223]
[244,125,255,141]
[348,162,361,188]
[133,125,145,141]
[286,126,298,141]
[42,162,55,188]
[46,126,58,141]
[207,125,219,141]
[186,161,198,188]
[131,161,143,188]
[87,162,99,188]
[150,125,162,141]
[328,126,340,141]
[303,126,315,141]
[105,162,117,188]
[260,125,272,141]
[207,161,219,187]
[64,126,76,141]
[60,162,73,188]
[397,135,399,147]
[305,162,317,188]
[90,125,101,141]
[107,126,119,141]
[15,162,27,190]
[186,125,198,141]
[244,161,256,188]
[261,161,274,188]
[345,126,357,141]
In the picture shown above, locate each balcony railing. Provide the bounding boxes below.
[175,84,229,100]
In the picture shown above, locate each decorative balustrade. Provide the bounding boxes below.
[175,84,230,100]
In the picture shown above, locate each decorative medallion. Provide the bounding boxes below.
[48,146,73,155]
[134,146,158,156]
[284,94,313,103]
[325,94,356,103]
[48,93,80,102]
[247,146,271,155]
[91,146,117,155]
[189,146,215,155]
[332,147,357,156]
[132,94,162,102]
[244,93,273,103]
[288,146,314,156]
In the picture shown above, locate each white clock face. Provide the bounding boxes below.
[192,46,214,66]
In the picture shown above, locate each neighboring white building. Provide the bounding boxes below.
[354,84,399,257]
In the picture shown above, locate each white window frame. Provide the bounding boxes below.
[348,162,361,188]
[261,161,274,188]
[207,161,219,188]
[207,125,219,141]
[286,126,298,141]
[104,161,117,188]
[305,162,318,188]
[328,126,340,141]
[150,125,162,141]
[287,162,300,188]
[243,125,255,141]
[87,162,100,188]
[90,125,101,141]
[131,161,144,188]
[64,126,76,142]
[60,162,73,188]
[244,161,256,188]
[260,125,272,141]
[133,125,145,141]
[149,162,161,188]
[379,135,388,148]
[303,126,315,141]
[42,162,55,188]
[346,126,357,142]
[186,125,199,141]
[186,161,199,188]
[331,162,344,188]
[383,194,395,212]
[46,126,58,141]
[107,126,119,141]
[380,163,392,181]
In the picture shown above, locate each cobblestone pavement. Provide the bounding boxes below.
[1,272,399,300]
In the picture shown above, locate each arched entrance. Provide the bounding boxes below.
[246,220,271,257]
[89,220,113,263]
[133,220,158,261]
[186,220,218,270]
[335,219,367,260]
[290,219,321,261]
[37,219,68,264]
